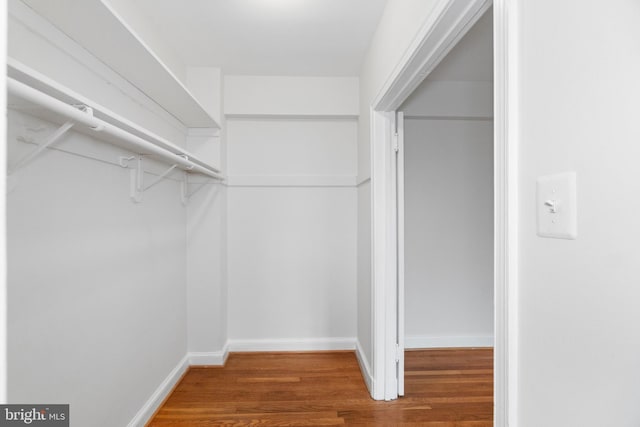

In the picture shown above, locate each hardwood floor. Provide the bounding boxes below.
[148,348,493,426]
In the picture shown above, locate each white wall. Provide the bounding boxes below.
[7,3,194,425]
[224,76,358,350]
[357,0,439,376]
[226,119,356,178]
[356,179,372,364]
[186,67,223,125]
[227,185,356,345]
[516,1,640,426]
[184,70,227,363]
[224,76,359,118]
[7,112,188,426]
[186,182,227,358]
[401,81,493,118]
[403,118,493,348]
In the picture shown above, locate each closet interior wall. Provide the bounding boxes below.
[399,9,494,348]
[402,116,494,347]
[223,76,359,350]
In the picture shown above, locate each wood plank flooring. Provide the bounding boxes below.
[148,348,493,426]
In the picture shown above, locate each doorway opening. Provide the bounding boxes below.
[396,6,494,411]
[369,1,516,425]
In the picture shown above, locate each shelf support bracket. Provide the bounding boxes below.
[10,120,74,174]
[129,156,180,203]
[181,171,209,206]
[143,164,178,192]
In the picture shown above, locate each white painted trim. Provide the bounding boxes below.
[127,355,189,427]
[406,336,494,349]
[396,111,406,397]
[355,340,374,395]
[226,175,357,187]
[384,111,399,400]
[494,1,519,426]
[370,108,392,401]
[188,344,230,366]
[227,338,356,352]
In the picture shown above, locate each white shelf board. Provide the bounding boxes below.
[8,58,222,176]
[19,0,219,129]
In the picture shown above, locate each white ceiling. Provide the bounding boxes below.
[130,0,388,76]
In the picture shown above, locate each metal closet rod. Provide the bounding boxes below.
[7,77,223,180]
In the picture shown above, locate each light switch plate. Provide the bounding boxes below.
[536,172,577,239]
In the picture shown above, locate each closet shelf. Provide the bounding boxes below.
[20,0,219,129]
[7,59,224,181]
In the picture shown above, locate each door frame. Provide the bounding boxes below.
[369,0,519,425]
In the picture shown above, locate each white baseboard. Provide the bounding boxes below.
[188,342,230,366]
[406,335,494,349]
[227,337,356,352]
[355,340,374,395]
[127,355,189,427]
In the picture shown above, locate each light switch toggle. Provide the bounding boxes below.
[544,199,558,213]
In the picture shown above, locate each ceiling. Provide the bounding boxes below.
[129,0,388,76]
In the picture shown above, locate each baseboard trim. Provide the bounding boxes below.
[355,340,374,395]
[127,354,189,427]
[406,335,494,349]
[188,342,230,366]
[227,337,356,352]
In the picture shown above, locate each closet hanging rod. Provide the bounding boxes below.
[7,77,223,180]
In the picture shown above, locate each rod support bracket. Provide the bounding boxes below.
[9,120,75,175]
[72,104,104,131]
[129,156,180,203]
[130,156,144,203]
[118,156,135,168]
[181,171,210,206]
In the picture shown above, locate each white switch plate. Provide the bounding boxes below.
[537,172,577,239]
